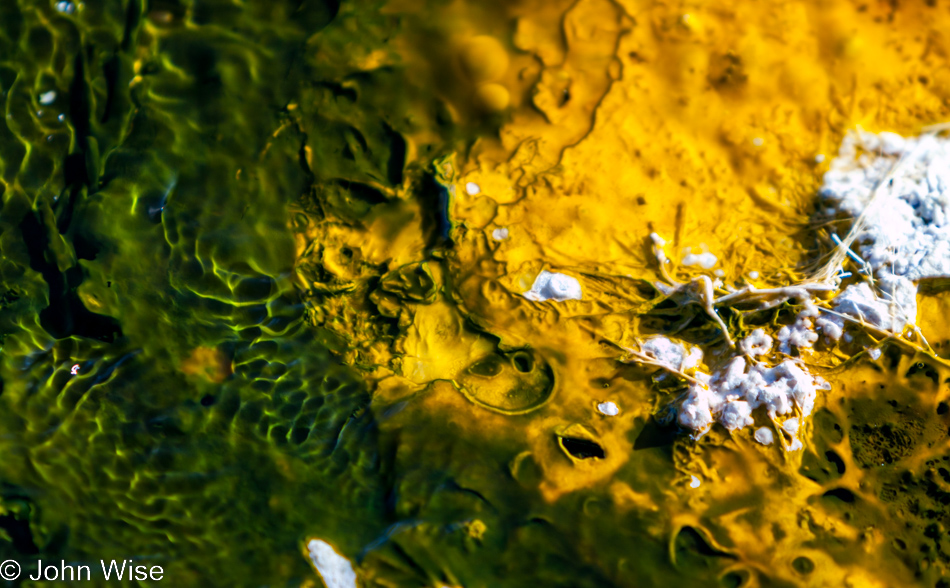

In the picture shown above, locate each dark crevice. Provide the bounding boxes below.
[314,81,356,102]
[100,53,121,125]
[66,50,99,195]
[121,0,143,52]
[417,172,452,249]
[906,362,940,386]
[822,487,856,504]
[334,180,387,205]
[511,352,533,373]
[652,298,680,311]
[825,450,846,475]
[68,52,91,147]
[71,232,100,261]
[792,556,814,575]
[675,526,736,559]
[720,570,748,587]
[18,211,122,341]
[382,122,406,186]
[53,186,80,234]
[634,417,678,450]
[346,126,368,153]
[559,436,605,459]
[885,345,902,369]
[0,508,39,555]
[63,152,88,187]
[442,479,493,508]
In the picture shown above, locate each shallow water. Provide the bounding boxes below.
[3,0,950,587]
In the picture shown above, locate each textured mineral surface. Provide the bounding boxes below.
[5,1,950,587]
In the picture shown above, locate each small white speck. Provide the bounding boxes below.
[714,269,724,277]
[754,427,774,445]
[786,438,804,452]
[597,401,619,416]
[465,182,480,196]
[752,137,764,147]
[815,154,825,163]
[689,475,701,488]
[492,227,509,241]
[55,1,75,14]
[70,364,80,375]
[748,271,759,279]
[39,90,57,105]
[868,347,882,360]
[57,114,66,122]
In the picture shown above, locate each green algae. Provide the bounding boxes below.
[0,0,388,584]
[0,1,615,585]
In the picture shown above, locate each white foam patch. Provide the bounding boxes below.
[739,328,772,356]
[646,129,950,449]
[782,417,799,436]
[821,130,950,283]
[826,280,917,334]
[682,252,718,269]
[775,298,820,354]
[523,270,582,302]
[597,401,619,416]
[817,129,950,337]
[492,227,509,240]
[306,539,357,588]
[640,336,704,372]
[677,334,828,439]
